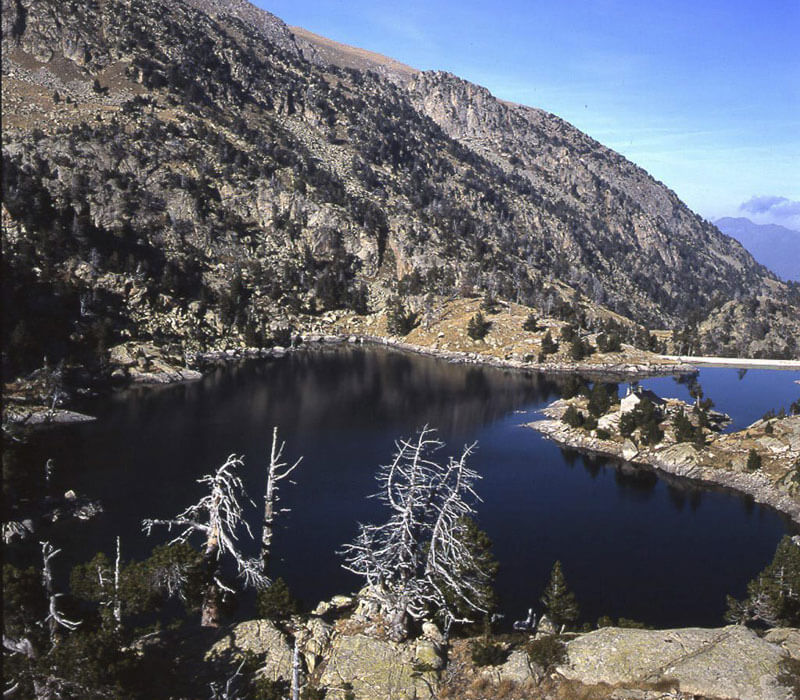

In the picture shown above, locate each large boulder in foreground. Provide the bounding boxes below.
[319,632,437,700]
[205,619,293,682]
[561,625,792,700]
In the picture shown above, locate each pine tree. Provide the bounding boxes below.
[522,313,540,332]
[725,536,800,627]
[540,560,579,629]
[588,383,611,417]
[541,330,558,355]
[386,296,417,336]
[569,337,587,361]
[747,449,762,471]
[467,311,491,340]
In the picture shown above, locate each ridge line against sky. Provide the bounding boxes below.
[255,0,800,230]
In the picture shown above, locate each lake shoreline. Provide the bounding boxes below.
[301,332,697,378]
[661,355,800,370]
[528,401,800,526]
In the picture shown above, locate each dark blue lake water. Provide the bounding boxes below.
[11,347,800,629]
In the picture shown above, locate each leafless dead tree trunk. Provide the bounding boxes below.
[341,427,491,639]
[113,536,122,629]
[143,455,267,627]
[262,427,301,570]
[41,542,81,644]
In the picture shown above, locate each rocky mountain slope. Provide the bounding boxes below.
[2,0,799,380]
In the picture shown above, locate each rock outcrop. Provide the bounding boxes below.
[318,633,437,700]
[197,616,798,700]
[561,625,793,700]
[205,619,294,683]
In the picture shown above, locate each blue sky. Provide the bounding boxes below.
[256,0,800,229]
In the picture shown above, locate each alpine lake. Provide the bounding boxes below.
[10,345,800,629]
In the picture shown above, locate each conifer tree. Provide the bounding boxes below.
[541,330,557,355]
[467,311,491,340]
[588,383,611,417]
[725,536,800,627]
[540,560,579,630]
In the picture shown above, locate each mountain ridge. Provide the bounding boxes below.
[715,217,800,282]
[2,0,798,374]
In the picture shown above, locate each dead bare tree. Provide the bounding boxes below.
[262,427,301,569]
[208,660,246,700]
[341,427,492,639]
[113,536,122,629]
[291,636,301,700]
[41,542,81,644]
[143,455,267,627]
[2,543,82,699]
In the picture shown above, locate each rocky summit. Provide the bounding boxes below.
[2,0,799,384]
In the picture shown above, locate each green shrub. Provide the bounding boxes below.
[596,428,610,440]
[560,325,577,343]
[525,635,567,670]
[252,678,290,700]
[523,313,540,332]
[540,331,558,355]
[467,311,491,340]
[562,405,584,429]
[271,327,293,347]
[617,617,650,629]
[746,449,762,471]
[619,412,636,438]
[256,577,299,620]
[470,639,509,667]
[620,397,664,445]
[560,375,588,399]
[597,331,621,353]
[639,420,664,446]
[481,293,498,313]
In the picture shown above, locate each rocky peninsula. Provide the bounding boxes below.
[529,388,800,524]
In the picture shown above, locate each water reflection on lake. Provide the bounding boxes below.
[11,346,799,628]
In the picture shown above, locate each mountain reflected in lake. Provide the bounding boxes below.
[11,345,798,629]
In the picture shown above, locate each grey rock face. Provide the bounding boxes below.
[319,633,437,700]
[481,648,542,685]
[205,619,293,682]
[561,625,793,700]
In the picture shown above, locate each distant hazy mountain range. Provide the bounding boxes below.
[715,217,800,282]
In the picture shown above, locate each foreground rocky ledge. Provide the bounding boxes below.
[560,625,798,700]
[196,612,799,700]
[529,399,800,524]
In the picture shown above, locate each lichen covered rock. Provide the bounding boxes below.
[319,633,437,700]
[561,625,792,700]
[205,619,293,683]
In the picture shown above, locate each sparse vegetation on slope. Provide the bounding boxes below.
[2,0,798,387]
